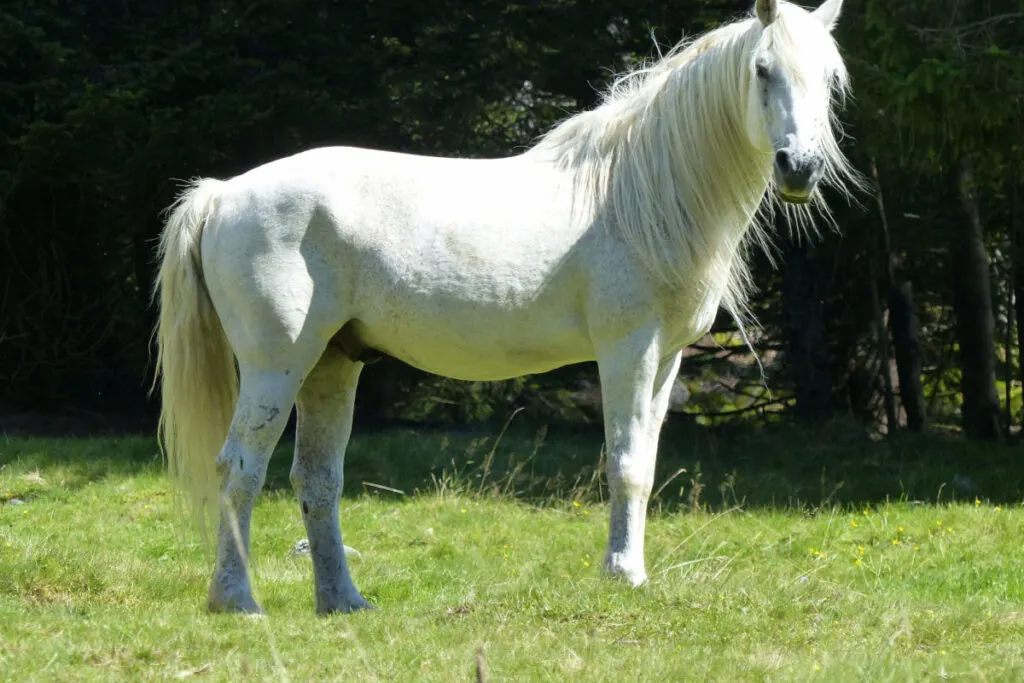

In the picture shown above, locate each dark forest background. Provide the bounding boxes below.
[2,0,1023,441]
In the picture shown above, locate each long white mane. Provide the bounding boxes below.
[533,3,860,328]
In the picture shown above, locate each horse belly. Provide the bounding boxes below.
[354,299,593,381]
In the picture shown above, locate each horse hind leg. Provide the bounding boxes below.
[205,362,306,614]
[291,346,372,614]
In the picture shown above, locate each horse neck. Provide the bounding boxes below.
[600,28,773,310]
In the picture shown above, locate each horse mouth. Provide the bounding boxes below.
[779,190,811,205]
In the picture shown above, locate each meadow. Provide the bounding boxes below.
[3,419,1024,681]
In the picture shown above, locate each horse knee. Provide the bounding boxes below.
[607,451,656,497]
[214,371,299,506]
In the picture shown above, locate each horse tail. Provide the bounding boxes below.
[151,178,236,537]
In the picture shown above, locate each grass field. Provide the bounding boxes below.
[3,420,1024,681]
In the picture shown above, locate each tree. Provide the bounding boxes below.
[842,0,1024,437]
[953,162,1003,438]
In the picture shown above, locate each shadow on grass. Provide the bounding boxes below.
[0,435,165,501]
[3,417,1023,509]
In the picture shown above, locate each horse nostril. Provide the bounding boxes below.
[775,149,793,175]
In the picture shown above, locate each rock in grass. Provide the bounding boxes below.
[289,538,361,559]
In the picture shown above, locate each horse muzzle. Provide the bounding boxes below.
[774,149,824,204]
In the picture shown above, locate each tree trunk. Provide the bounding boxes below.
[952,160,1002,440]
[781,238,831,422]
[1006,222,1016,434]
[867,244,898,431]
[1013,176,1024,429]
[870,161,926,432]
[889,282,926,431]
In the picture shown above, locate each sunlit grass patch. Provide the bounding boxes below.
[3,429,1024,681]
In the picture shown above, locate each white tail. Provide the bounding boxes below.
[152,178,236,537]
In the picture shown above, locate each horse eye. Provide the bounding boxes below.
[755,63,771,81]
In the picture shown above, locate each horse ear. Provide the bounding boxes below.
[812,0,843,31]
[755,0,778,26]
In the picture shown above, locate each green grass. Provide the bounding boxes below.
[3,421,1024,681]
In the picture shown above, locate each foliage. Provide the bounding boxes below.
[1,0,1023,436]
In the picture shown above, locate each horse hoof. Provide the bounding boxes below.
[207,593,266,615]
[316,595,378,615]
[603,554,648,587]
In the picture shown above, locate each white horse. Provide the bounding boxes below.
[153,0,859,615]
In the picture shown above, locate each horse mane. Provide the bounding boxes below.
[532,2,861,333]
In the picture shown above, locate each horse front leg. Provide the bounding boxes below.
[597,333,682,587]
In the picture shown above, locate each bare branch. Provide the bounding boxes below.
[908,12,1024,38]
